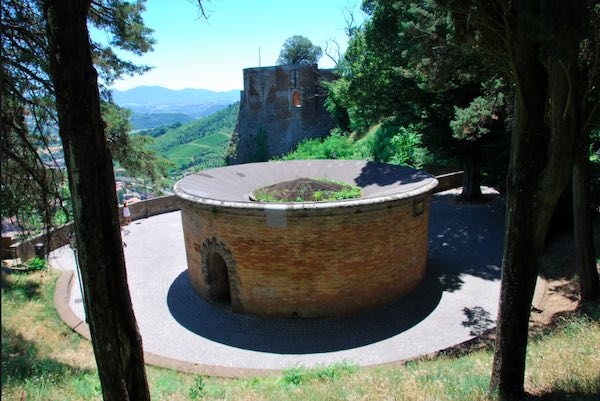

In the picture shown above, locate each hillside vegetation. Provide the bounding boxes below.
[282,119,455,172]
[281,117,511,184]
[130,112,193,130]
[139,102,239,172]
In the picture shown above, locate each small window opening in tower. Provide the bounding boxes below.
[292,91,302,108]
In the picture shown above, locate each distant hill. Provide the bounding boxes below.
[139,102,240,172]
[130,112,194,130]
[112,86,240,117]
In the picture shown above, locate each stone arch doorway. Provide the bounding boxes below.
[206,251,231,306]
[200,237,239,311]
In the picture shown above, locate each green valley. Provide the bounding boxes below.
[139,102,239,173]
[164,132,231,169]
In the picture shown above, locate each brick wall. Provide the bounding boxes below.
[9,172,458,269]
[180,194,432,318]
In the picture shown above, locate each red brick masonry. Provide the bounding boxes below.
[175,160,440,318]
[181,195,432,317]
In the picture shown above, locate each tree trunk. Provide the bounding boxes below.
[573,133,600,301]
[460,141,483,202]
[489,4,580,397]
[43,1,151,400]
[489,69,552,401]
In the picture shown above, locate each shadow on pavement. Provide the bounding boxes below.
[428,193,505,292]
[167,266,443,354]
[167,191,506,354]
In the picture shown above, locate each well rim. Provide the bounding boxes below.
[174,160,439,211]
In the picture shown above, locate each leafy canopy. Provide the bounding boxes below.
[324,0,511,187]
[277,35,322,65]
[1,0,168,232]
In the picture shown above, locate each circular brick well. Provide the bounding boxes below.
[174,160,438,318]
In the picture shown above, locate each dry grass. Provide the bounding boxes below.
[2,269,599,401]
[526,314,600,397]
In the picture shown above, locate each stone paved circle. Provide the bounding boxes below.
[49,190,505,373]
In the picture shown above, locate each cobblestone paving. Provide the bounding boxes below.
[50,190,505,370]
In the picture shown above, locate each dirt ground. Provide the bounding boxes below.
[531,221,600,328]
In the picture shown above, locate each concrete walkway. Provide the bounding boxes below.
[50,189,506,375]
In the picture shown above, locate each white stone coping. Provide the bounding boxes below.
[174,160,439,211]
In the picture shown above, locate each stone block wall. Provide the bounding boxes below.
[119,195,181,223]
[12,222,74,261]
[433,171,464,193]
[227,64,337,164]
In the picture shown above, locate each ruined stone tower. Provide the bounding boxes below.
[226,63,337,164]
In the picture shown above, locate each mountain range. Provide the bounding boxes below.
[112,86,240,118]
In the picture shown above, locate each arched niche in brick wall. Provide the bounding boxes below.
[200,237,241,312]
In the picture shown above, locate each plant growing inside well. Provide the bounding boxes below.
[251,178,361,203]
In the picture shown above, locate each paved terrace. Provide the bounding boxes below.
[50,189,507,376]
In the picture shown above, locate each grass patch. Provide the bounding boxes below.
[280,363,358,387]
[1,270,99,401]
[526,314,600,397]
[2,270,599,400]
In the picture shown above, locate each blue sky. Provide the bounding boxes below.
[99,0,366,92]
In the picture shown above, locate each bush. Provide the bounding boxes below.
[387,124,429,168]
[281,119,430,169]
[362,119,429,167]
[24,256,47,271]
[189,375,207,400]
[282,130,369,161]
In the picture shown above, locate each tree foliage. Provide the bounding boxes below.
[450,79,507,142]
[328,2,597,396]
[2,0,65,232]
[1,0,166,234]
[277,35,322,65]
[102,101,172,188]
[329,0,511,196]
